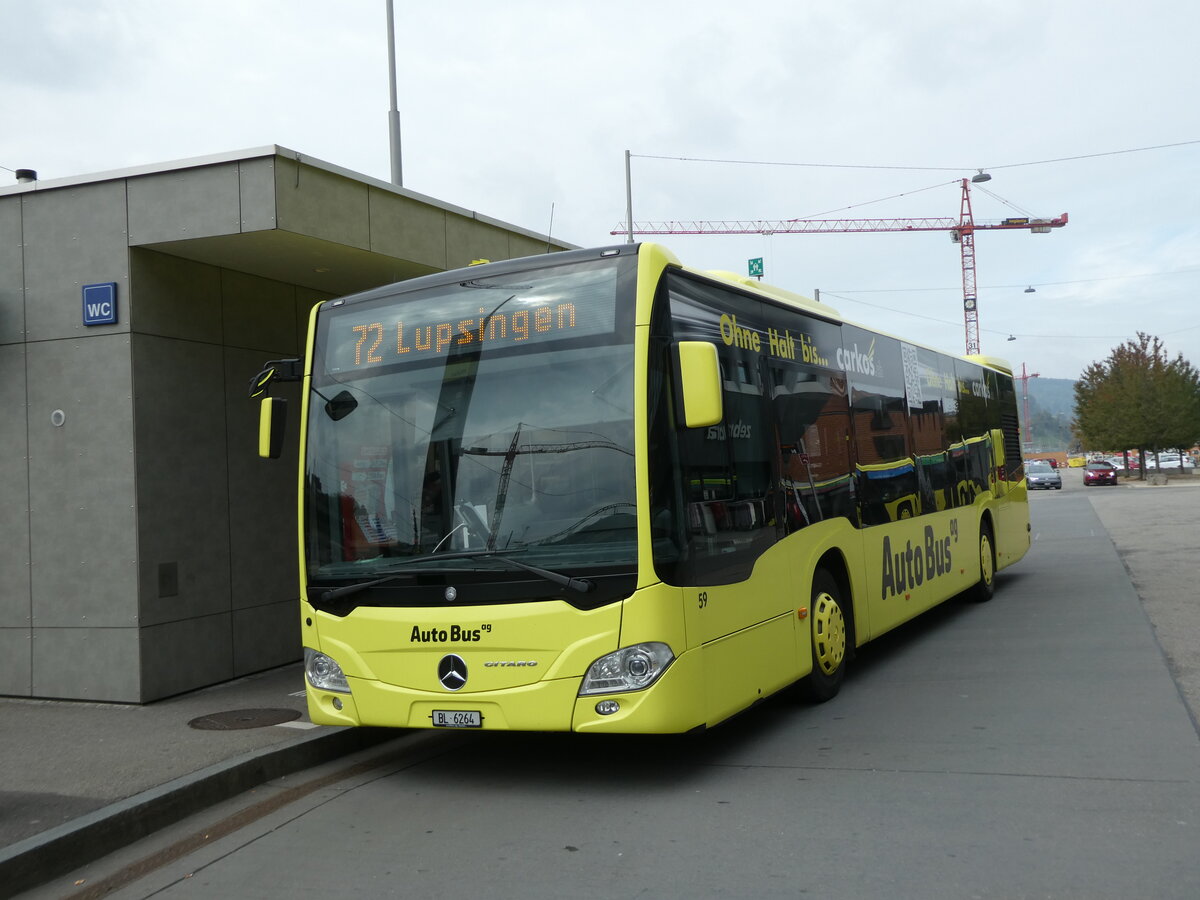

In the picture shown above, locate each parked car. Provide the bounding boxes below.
[1083,460,1119,486]
[1153,454,1195,470]
[1026,460,1062,490]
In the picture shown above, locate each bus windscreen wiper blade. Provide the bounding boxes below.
[319,550,495,602]
[484,555,595,594]
[318,550,594,603]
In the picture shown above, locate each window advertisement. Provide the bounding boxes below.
[908,345,957,514]
[842,325,916,525]
[758,304,853,530]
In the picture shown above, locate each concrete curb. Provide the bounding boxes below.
[0,726,394,897]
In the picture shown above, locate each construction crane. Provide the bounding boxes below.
[1015,362,1041,451]
[612,177,1068,356]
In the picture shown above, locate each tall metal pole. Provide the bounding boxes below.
[624,150,634,244]
[386,0,403,187]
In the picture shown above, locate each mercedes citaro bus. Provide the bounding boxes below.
[251,243,1029,733]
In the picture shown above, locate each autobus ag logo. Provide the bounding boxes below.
[837,339,877,377]
[438,654,468,690]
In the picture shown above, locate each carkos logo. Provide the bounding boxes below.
[837,339,877,377]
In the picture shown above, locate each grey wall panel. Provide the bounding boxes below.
[0,196,24,345]
[232,599,300,677]
[127,164,241,245]
[27,334,138,628]
[133,334,231,628]
[129,249,223,342]
[0,628,32,696]
[21,181,130,342]
[222,269,298,354]
[32,626,141,702]
[0,344,30,629]
[508,232,567,259]
[274,159,370,250]
[445,216,512,271]
[225,348,300,614]
[139,613,233,702]
[239,157,278,233]
[368,188,447,270]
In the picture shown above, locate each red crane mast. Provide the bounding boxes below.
[612,178,1067,356]
[1016,362,1041,451]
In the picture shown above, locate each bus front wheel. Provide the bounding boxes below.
[803,569,847,703]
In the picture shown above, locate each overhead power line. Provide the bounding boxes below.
[830,265,1200,294]
[631,138,1200,176]
[821,290,1183,343]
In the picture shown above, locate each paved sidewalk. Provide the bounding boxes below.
[0,663,395,896]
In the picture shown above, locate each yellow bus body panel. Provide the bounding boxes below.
[296,244,1032,734]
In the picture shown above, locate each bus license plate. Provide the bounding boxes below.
[432,710,482,728]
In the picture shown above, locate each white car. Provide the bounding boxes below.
[1155,455,1195,469]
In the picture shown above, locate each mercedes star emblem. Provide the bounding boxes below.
[438,654,468,691]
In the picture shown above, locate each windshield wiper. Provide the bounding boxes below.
[487,555,596,594]
[317,550,594,603]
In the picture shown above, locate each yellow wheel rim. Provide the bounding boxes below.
[812,592,846,675]
[980,533,994,586]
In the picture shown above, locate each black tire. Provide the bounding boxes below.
[968,521,997,603]
[802,569,848,703]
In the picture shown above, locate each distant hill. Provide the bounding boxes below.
[1025,377,1075,420]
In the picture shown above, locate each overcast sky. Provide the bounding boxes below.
[3,0,1198,381]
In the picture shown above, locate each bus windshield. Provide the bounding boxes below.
[303,255,637,587]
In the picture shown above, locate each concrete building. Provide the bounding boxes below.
[0,146,574,703]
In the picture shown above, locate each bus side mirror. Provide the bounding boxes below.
[675,341,723,428]
[259,397,288,459]
[989,427,1007,495]
[990,428,1006,468]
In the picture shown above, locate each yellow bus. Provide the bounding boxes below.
[252,243,1029,733]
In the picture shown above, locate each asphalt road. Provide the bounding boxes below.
[25,474,1200,900]
[1029,465,1200,724]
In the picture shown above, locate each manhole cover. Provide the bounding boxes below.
[188,708,302,731]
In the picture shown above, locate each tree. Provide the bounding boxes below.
[1073,333,1200,477]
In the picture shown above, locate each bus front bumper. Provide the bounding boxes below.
[306,648,704,734]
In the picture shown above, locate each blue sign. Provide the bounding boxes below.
[82,283,118,326]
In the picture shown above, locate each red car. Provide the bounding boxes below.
[1084,460,1118,486]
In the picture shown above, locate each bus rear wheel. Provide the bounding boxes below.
[968,522,996,603]
[803,569,847,703]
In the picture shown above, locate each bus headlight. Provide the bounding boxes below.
[579,643,674,695]
[304,648,351,693]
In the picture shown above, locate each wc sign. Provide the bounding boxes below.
[82,282,118,326]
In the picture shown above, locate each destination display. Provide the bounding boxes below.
[323,267,620,375]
